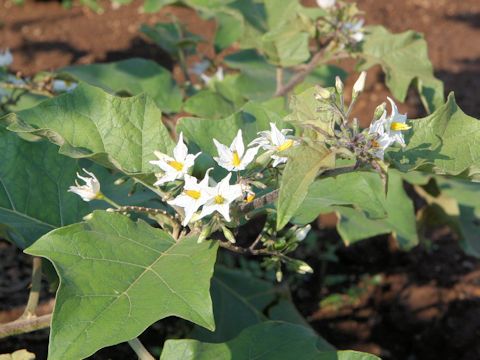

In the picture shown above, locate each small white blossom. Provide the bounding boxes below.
[385,97,411,147]
[69,169,101,201]
[353,71,367,96]
[316,0,335,8]
[168,170,211,226]
[199,173,243,222]
[200,67,224,84]
[213,129,259,171]
[150,132,200,186]
[343,19,364,43]
[52,80,78,93]
[0,49,13,67]
[190,60,210,76]
[368,113,394,160]
[250,123,297,167]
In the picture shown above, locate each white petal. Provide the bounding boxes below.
[216,204,231,222]
[240,146,259,169]
[173,132,188,161]
[198,203,218,220]
[270,123,285,146]
[231,129,245,157]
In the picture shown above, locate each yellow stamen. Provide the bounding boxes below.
[277,139,294,152]
[214,195,225,204]
[246,193,255,203]
[371,139,380,148]
[232,151,241,167]
[185,189,201,200]
[390,122,411,131]
[168,160,184,171]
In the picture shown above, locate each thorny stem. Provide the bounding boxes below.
[239,165,357,214]
[0,82,55,98]
[127,338,155,360]
[0,314,52,339]
[218,240,288,260]
[21,257,42,319]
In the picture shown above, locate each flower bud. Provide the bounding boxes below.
[222,226,236,244]
[292,260,314,274]
[276,269,283,283]
[294,224,311,241]
[315,86,331,100]
[373,102,387,120]
[352,71,367,97]
[335,76,344,94]
[198,223,213,243]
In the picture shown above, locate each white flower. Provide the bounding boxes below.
[385,97,411,147]
[199,173,243,222]
[213,129,259,171]
[368,113,394,160]
[353,71,367,96]
[0,49,13,67]
[249,123,297,167]
[200,67,224,84]
[190,60,210,76]
[150,132,200,186]
[343,19,364,43]
[6,74,25,85]
[168,170,211,226]
[316,0,335,8]
[69,169,101,201]
[52,80,78,93]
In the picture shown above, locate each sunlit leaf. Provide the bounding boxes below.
[26,211,218,360]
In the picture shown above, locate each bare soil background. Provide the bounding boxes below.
[1,0,480,359]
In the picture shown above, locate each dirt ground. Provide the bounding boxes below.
[1,0,480,359]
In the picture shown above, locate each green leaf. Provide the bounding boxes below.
[336,170,418,249]
[358,25,444,113]
[60,58,183,114]
[0,127,90,248]
[183,90,236,119]
[2,83,176,175]
[25,211,218,360]
[161,321,380,360]
[213,10,244,52]
[191,266,318,344]
[225,50,346,101]
[391,93,480,177]
[261,24,310,67]
[277,145,335,230]
[178,102,284,157]
[293,172,387,225]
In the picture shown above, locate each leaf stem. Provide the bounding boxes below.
[0,314,51,339]
[21,257,42,319]
[127,338,155,360]
[275,67,284,94]
[99,194,122,209]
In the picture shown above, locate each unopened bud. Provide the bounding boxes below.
[352,71,367,97]
[335,76,344,94]
[82,212,94,221]
[294,224,311,241]
[293,260,314,274]
[276,269,283,282]
[315,86,331,100]
[198,223,213,243]
[114,177,127,186]
[373,102,387,120]
[222,226,236,244]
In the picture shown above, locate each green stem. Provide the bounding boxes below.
[98,194,122,209]
[21,257,42,319]
[0,314,52,339]
[127,338,155,360]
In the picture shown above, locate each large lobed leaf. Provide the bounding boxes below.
[0,127,90,248]
[161,321,380,360]
[391,93,480,178]
[2,83,175,175]
[358,25,444,113]
[26,211,218,360]
[277,144,335,230]
[60,58,183,114]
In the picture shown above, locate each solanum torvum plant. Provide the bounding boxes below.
[1,0,479,359]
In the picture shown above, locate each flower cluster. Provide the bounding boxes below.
[69,124,298,229]
[147,125,297,227]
